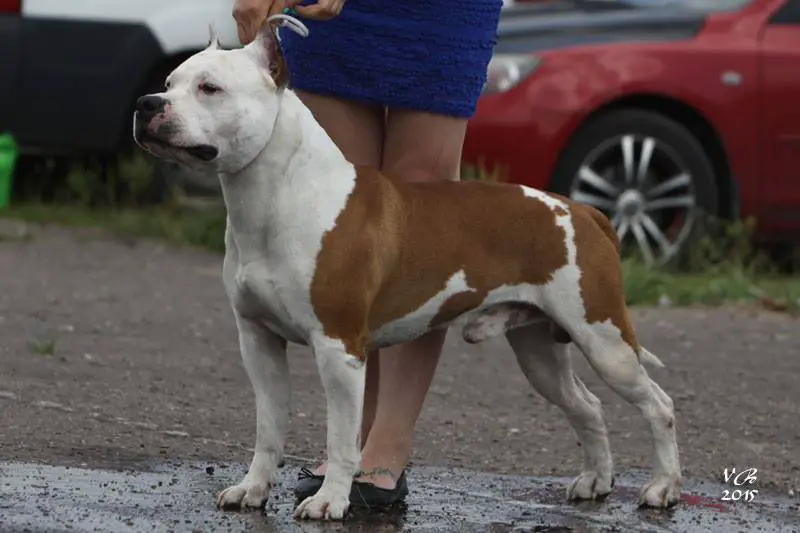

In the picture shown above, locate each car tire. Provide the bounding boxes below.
[550,108,719,265]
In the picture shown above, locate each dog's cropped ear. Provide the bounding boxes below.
[253,22,290,89]
[207,23,221,50]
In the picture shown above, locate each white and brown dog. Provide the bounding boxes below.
[133,19,683,521]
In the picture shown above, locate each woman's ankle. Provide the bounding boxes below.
[355,464,401,490]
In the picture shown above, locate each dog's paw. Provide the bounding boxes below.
[638,475,682,508]
[566,470,614,501]
[217,480,271,510]
[293,490,350,521]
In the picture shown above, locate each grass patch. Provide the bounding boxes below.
[622,216,800,312]
[4,203,226,253]
[27,337,56,357]
[622,259,800,312]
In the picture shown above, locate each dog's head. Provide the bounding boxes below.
[133,22,294,174]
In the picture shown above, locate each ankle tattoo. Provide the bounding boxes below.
[356,467,395,479]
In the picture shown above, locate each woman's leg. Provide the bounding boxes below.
[293,89,385,452]
[294,90,384,169]
[355,109,468,490]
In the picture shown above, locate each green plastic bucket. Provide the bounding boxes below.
[0,132,18,210]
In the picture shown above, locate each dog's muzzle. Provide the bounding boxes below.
[133,95,219,162]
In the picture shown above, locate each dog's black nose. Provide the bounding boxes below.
[135,95,167,121]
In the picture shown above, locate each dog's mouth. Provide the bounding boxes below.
[138,131,219,162]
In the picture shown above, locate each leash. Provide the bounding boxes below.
[265,11,309,98]
[267,11,309,39]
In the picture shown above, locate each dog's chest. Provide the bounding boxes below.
[226,260,312,344]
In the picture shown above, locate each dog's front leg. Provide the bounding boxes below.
[218,316,289,510]
[293,334,366,521]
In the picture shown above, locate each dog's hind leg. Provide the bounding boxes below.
[217,316,289,510]
[572,322,682,508]
[506,322,614,501]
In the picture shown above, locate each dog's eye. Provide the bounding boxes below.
[199,82,221,95]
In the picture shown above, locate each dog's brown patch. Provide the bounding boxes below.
[309,169,570,359]
[308,168,402,358]
[572,204,639,352]
[310,169,639,358]
[544,191,639,351]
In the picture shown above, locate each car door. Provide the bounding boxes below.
[760,0,800,223]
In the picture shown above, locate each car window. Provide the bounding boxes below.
[770,0,800,24]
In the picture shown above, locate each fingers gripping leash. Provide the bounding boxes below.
[207,13,308,50]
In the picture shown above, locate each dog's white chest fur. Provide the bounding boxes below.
[219,97,359,345]
[225,256,307,343]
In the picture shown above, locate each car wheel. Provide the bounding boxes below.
[550,109,719,265]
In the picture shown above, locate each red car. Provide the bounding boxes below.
[464,0,800,264]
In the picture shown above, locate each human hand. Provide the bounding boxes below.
[292,0,346,20]
[232,0,287,45]
[233,0,344,44]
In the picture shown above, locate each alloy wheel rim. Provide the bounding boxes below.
[569,134,697,265]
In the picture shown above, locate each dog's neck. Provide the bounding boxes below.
[217,90,355,260]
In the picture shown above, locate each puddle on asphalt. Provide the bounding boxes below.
[0,461,797,533]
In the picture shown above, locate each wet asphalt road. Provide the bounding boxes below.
[2,461,799,533]
[1,222,799,532]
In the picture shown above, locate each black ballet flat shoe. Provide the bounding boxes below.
[349,469,409,508]
[293,467,325,501]
[292,467,409,507]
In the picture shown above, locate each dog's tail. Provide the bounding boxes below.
[638,346,666,369]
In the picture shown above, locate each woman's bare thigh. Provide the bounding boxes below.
[381,108,468,182]
[294,90,385,167]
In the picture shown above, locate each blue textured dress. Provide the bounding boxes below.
[279,0,504,118]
